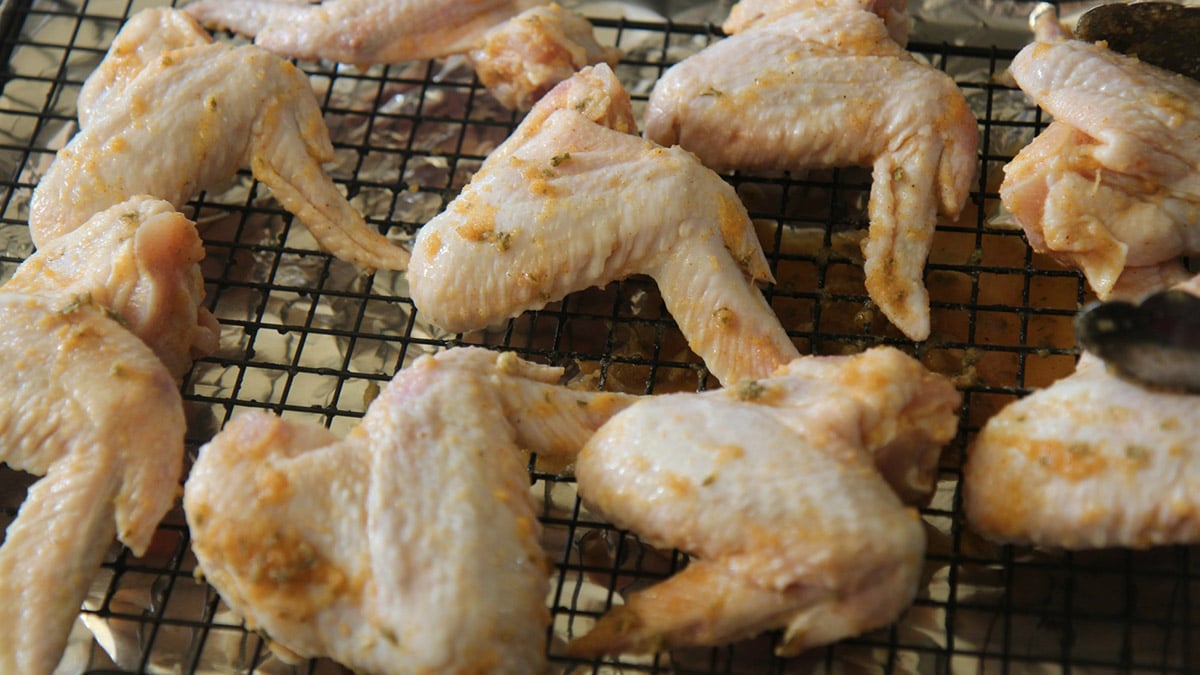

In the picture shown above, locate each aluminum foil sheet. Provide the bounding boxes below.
[0,1,1198,674]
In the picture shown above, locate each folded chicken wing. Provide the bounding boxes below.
[1000,37,1200,299]
[0,294,184,675]
[0,197,216,673]
[185,347,637,674]
[30,8,409,272]
[644,3,978,341]
[409,64,799,386]
[184,0,545,66]
[568,347,961,656]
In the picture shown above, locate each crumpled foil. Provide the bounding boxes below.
[2,1,1197,674]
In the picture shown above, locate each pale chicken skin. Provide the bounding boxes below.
[0,198,212,673]
[644,4,979,341]
[409,65,799,386]
[30,8,409,271]
[568,347,961,656]
[468,3,621,111]
[184,0,545,66]
[0,294,184,675]
[963,349,1200,550]
[74,7,212,129]
[1000,38,1200,299]
[723,0,912,45]
[5,195,217,381]
[185,348,636,674]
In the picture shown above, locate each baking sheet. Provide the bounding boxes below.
[0,0,1197,673]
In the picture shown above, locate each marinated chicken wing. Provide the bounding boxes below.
[568,347,961,656]
[1000,36,1200,299]
[409,64,799,386]
[30,8,409,272]
[0,294,184,675]
[184,348,636,674]
[6,195,217,381]
[723,0,912,44]
[0,198,212,673]
[468,3,621,111]
[184,0,544,66]
[963,347,1200,549]
[644,2,979,341]
[75,7,212,129]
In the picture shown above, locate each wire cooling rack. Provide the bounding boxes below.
[0,1,1197,673]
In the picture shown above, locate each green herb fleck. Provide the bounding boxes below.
[713,306,734,327]
[58,293,93,315]
[103,306,130,327]
[735,380,765,401]
[480,229,512,251]
[1125,445,1150,461]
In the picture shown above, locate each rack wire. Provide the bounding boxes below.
[0,0,1197,673]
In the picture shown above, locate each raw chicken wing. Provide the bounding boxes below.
[644,2,979,341]
[184,0,545,66]
[74,7,212,129]
[30,8,409,272]
[6,195,217,381]
[0,294,184,675]
[0,198,213,672]
[469,3,621,111]
[963,349,1200,549]
[568,347,961,656]
[184,348,637,673]
[1000,37,1200,299]
[723,0,912,45]
[964,269,1200,549]
[409,64,799,385]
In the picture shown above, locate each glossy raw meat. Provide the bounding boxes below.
[1001,38,1200,299]
[568,347,961,656]
[0,294,184,675]
[723,0,912,44]
[644,4,978,341]
[964,349,1200,549]
[185,348,637,674]
[409,64,799,385]
[184,0,544,66]
[468,3,620,111]
[75,7,212,128]
[30,8,409,272]
[5,196,217,380]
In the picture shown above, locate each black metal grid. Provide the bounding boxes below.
[0,1,1197,673]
